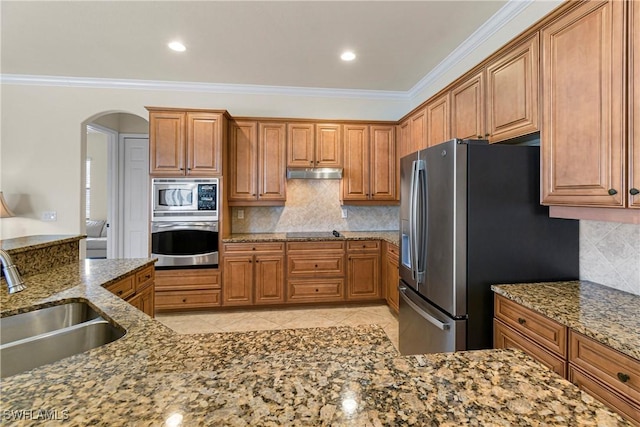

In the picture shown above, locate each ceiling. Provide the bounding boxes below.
[1,1,509,93]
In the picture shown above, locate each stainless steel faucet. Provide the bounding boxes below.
[0,249,26,294]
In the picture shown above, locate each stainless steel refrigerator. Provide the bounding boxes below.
[398,139,579,355]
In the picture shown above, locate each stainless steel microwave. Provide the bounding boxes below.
[151,178,218,222]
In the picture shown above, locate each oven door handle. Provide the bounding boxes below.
[151,222,218,232]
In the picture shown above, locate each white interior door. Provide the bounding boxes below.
[121,135,149,258]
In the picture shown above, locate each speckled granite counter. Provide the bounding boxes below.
[224,230,400,247]
[0,234,84,253]
[0,234,84,276]
[0,262,630,425]
[492,281,640,361]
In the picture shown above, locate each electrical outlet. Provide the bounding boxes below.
[341,208,348,219]
[237,209,244,220]
[42,211,57,221]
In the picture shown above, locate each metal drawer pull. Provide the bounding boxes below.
[517,318,526,325]
[617,372,630,383]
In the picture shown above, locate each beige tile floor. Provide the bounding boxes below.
[155,303,399,350]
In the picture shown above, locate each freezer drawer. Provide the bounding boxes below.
[398,284,466,355]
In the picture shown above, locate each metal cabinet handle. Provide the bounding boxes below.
[630,188,640,196]
[617,372,630,383]
[608,189,618,196]
[517,318,526,325]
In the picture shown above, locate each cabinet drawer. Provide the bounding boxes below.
[387,243,399,259]
[494,319,566,377]
[155,289,221,310]
[569,366,640,426]
[155,268,221,291]
[569,331,640,404]
[494,295,567,357]
[288,279,344,302]
[347,240,380,252]
[223,242,284,253]
[105,275,135,300]
[287,254,345,276]
[286,241,345,252]
[135,265,155,292]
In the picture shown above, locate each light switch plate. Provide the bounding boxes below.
[237,209,244,219]
[341,208,348,219]
[42,211,57,221]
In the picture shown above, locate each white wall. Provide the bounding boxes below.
[86,132,108,220]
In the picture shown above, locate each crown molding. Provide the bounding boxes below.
[0,74,409,101]
[407,0,535,101]
[0,0,533,105]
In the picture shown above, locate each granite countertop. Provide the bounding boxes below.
[0,263,630,425]
[492,281,640,361]
[0,234,85,254]
[223,230,400,247]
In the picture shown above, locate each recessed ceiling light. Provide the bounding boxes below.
[168,41,186,52]
[341,51,356,61]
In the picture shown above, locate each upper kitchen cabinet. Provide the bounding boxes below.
[397,119,412,159]
[486,33,539,143]
[342,124,397,204]
[541,0,627,208]
[148,108,226,176]
[410,108,427,152]
[287,123,342,168]
[425,93,451,148]
[451,70,485,140]
[229,120,286,206]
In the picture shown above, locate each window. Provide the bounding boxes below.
[86,158,91,219]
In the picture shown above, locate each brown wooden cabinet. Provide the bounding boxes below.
[286,241,345,303]
[342,124,396,203]
[222,242,285,306]
[148,109,225,176]
[288,123,342,168]
[569,331,640,425]
[383,242,399,314]
[630,0,640,209]
[410,108,427,152]
[425,93,451,148]
[346,240,381,300]
[451,70,485,140]
[105,265,155,317]
[229,121,286,205]
[494,293,640,425]
[397,119,412,159]
[155,268,221,310]
[541,0,626,207]
[486,33,539,143]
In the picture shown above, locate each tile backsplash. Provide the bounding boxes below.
[231,181,640,296]
[231,180,398,233]
[579,220,640,296]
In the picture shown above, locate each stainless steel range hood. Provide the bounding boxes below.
[286,167,343,179]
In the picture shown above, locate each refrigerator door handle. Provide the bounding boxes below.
[416,160,427,284]
[399,285,450,331]
[409,161,419,281]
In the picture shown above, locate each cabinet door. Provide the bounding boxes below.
[370,126,396,201]
[287,122,315,167]
[255,254,285,304]
[385,247,399,314]
[451,71,485,140]
[229,121,258,201]
[149,111,185,175]
[410,108,427,152]
[128,284,155,318]
[347,253,380,300]
[397,119,411,158]
[631,0,640,208]
[541,0,625,206]
[342,125,370,201]
[258,122,286,201]
[426,93,451,147]
[316,124,342,168]
[186,112,222,176]
[222,256,253,306]
[486,34,539,143]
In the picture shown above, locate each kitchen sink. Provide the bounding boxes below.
[0,301,102,345]
[0,302,125,378]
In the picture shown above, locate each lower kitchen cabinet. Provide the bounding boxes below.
[346,240,381,300]
[155,268,221,310]
[494,294,640,425]
[222,242,285,306]
[105,264,156,317]
[383,242,399,314]
[286,241,346,303]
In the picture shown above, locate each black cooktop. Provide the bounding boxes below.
[285,231,341,239]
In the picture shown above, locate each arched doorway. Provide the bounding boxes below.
[81,111,149,259]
